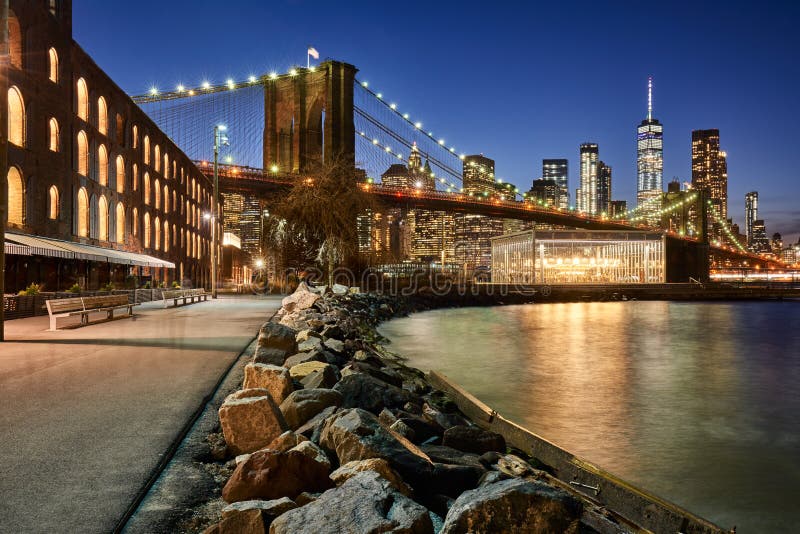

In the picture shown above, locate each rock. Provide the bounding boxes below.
[319,408,433,488]
[288,361,329,380]
[378,408,398,426]
[390,420,416,442]
[257,322,297,358]
[235,454,251,465]
[222,447,333,503]
[479,470,511,486]
[479,451,504,468]
[219,394,289,456]
[281,285,321,312]
[297,337,323,352]
[330,458,413,496]
[208,432,228,460]
[269,471,434,534]
[294,492,318,506]
[429,463,485,498]
[295,329,322,343]
[283,351,325,368]
[279,388,343,429]
[252,347,288,366]
[345,361,403,388]
[295,405,338,441]
[394,412,442,443]
[323,338,345,354]
[421,444,484,469]
[221,497,297,518]
[299,365,338,389]
[242,364,293,404]
[497,454,539,478]
[333,373,417,415]
[320,323,343,339]
[263,431,308,453]
[440,478,582,534]
[332,283,349,295]
[202,509,266,534]
[226,388,272,402]
[442,425,506,455]
[291,439,331,470]
[422,403,468,431]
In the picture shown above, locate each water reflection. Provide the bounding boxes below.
[378,301,800,533]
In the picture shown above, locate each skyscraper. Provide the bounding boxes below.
[577,143,598,214]
[691,129,728,224]
[745,191,758,248]
[528,179,559,207]
[542,159,568,208]
[455,155,505,271]
[637,77,664,223]
[597,161,612,215]
[463,154,497,197]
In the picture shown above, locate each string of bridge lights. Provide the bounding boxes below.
[612,193,664,220]
[706,200,748,252]
[627,192,698,224]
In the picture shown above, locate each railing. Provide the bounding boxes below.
[2,289,171,321]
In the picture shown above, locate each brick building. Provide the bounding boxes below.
[3,0,217,292]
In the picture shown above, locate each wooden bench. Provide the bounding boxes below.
[162,288,209,308]
[45,294,138,331]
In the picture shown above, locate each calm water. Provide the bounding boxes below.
[378,301,800,533]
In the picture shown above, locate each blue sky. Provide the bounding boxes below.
[73,0,800,242]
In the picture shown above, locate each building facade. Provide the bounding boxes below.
[577,143,598,214]
[527,178,559,207]
[462,154,497,197]
[542,158,568,208]
[3,0,216,292]
[692,129,728,239]
[745,191,758,249]
[609,200,627,219]
[597,161,612,216]
[636,77,663,224]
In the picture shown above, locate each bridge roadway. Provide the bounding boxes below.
[203,163,785,269]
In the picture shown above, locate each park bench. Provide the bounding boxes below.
[45,294,138,331]
[162,288,208,308]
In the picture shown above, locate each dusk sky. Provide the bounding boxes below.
[74,0,800,242]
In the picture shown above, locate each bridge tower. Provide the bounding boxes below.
[263,60,357,173]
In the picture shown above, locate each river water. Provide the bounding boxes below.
[378,301,800,532]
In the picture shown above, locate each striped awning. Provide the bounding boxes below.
[4,232,175,268]
[4,240,30,255]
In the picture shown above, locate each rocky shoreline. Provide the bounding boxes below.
[192,285,634,533]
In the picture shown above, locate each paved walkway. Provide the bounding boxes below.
[0,294,282,533]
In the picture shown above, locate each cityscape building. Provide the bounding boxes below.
[636,77,664,224]
[542,159,569,208]
[609,200,628,219]
[745,191,758,248]
[597,161,612,215]
[750,219,770,253]
[528,179,560,207]
[577,143,599,214]
[692,129,728,239]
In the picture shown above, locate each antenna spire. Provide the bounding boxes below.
[647,76,653,120]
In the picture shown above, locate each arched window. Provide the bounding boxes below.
[48,185,59,220]
[48,48,59,83]
[163,153,169,178]
[154,145,161,172]
[144,212,151,248]
[97,97,107,134]
[132,207,138,237]
[172,190,177,212]
[98,144,108,185]
[115,114,125,145]
[191,178,196,200]
[77,187,89,237]
[7,166,24,225]
[116,202,125,243]
[144,172,151,205]
[186,200,190,224]
[8,12,21,69]
[154,216,161,250]
[163,220,170,252]
[98,195,109,241]
[163,184,169,213]
[132,163,138,191]
[8,86,25,147]
[154,178,161,210]
[172,224,177,250]
[143,135,150,164]
[116,155,125,193]
[132,125,139,149]
[77,78,88,120]
[77,131,88,175]
[49,117,59,151]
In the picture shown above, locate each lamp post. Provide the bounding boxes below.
[210,125,228,298]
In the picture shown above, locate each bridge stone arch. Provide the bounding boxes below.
[263,60,357,173]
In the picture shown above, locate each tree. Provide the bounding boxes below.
[267,153,377,287]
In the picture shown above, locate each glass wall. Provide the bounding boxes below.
[491,230,665,284]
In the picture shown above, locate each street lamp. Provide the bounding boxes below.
[210,124,229,299]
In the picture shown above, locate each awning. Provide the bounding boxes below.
[4,232,175,268]
[4,241,30,255]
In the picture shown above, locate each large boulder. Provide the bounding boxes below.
[282,351,325,369]
[203,498,299,534]
[295,405,339,442]
[319,408,433,488]
[219,394,289,456]
[429,463,485,498]
[289,361,331,381]
[440,478,582,534]
[333,373,417,414]
[254,323,297,365]
[330,458,412,496]
[442,425,506,455]
[222,444,333,503]
[279,388,343,429]
[299,365,338,389]
[269,471,433,534]
[281,285,320,312]
[421,444,485,469]
[242,364,293,404]
[263,431,308,453]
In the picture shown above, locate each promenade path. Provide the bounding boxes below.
[0,294,282,533]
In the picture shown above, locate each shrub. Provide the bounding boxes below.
[67,283,81,294]
[101,282,115,292]
[19,283,42,296]
[172,280,181,288]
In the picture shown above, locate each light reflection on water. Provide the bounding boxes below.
[378,301,800,533]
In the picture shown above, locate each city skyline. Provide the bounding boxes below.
[72,0,800,242]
